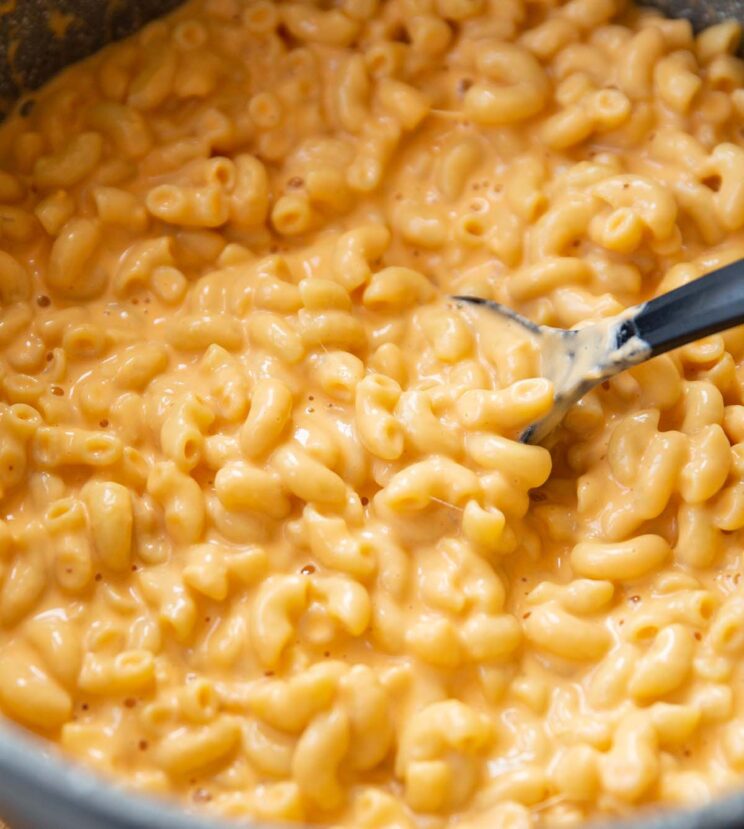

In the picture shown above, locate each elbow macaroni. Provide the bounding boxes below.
[0,1,743,827]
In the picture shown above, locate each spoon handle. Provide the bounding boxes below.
[629,258,744,356]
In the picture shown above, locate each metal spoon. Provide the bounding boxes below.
[453,256,744,444]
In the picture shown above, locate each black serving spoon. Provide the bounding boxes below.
[454,257,744,443]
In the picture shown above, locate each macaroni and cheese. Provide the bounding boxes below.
[0,0,744,827]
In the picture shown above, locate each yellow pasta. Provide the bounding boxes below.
[0,1,743,827]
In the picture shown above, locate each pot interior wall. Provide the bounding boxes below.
[0,0,184,119]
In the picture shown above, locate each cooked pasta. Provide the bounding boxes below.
[0,0,743,827]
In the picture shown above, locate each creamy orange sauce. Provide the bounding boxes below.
[0,1,744,827]
[46,10,77,40]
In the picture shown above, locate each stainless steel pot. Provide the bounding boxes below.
[1,2,744,828]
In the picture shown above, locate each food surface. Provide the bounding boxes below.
[1,0,744,826]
